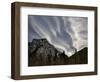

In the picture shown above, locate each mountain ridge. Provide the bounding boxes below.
[28,38,88,66]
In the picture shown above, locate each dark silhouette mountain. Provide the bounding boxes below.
[28,38,88,66]
[68,47,88,64]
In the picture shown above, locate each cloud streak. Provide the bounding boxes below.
[28,15,88,57]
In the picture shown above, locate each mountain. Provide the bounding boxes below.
[68,47,88,64]
[28,39,88,66]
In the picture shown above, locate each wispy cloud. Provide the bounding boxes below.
[28,15,88,57]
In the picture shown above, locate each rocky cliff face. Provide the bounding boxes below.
[28,39,87,66]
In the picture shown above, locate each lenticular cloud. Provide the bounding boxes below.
[28,15,88,57]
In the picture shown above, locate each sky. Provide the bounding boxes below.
[28,15,88,57]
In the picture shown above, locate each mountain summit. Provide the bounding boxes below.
[28,39,88,66]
